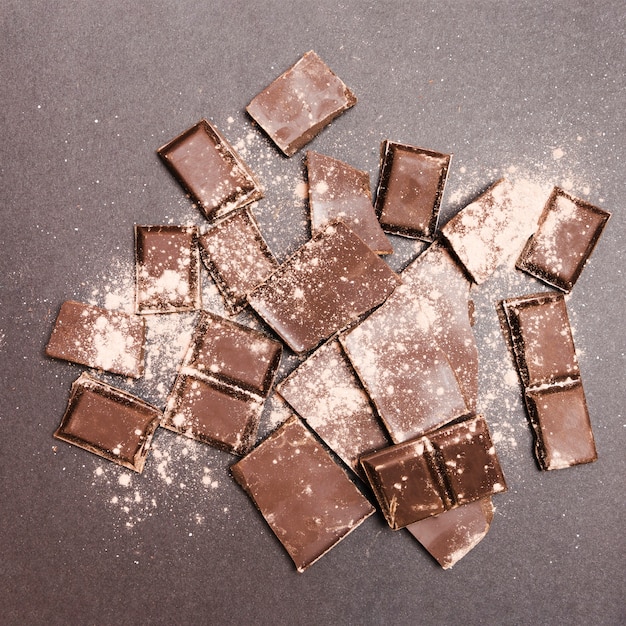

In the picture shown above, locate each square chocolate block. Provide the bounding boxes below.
[246,51,357,157]
[157,119,262,220]
[54,373,161,473]
[516,187,611,292]
[374,141,451,241]
[231,415,375,572]
[198,208,279,314]
[46,300,145,378]
[135,225,201,314]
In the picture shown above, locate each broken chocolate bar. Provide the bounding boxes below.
[231,415,375,572]
[246,51,357,157]
[157,119,262,220]
[54,373,161,472]
[516,187,611,292]
[360,415,506,529]
[46,300,145,378]
[374,141,450,241]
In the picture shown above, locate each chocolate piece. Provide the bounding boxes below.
[406,498,495,569]
[516,187,611,292]
[135,225,201,314]
[306,151,392,255]
[157,119,262,220]
[231,415,374,572]
[246,51,357,157]
[198,208,279,314]
[163,311,282,454]
[374,141,450,241]
[54,373,160,472]
[360,415,506,529]
[248,221,400,355]
[278,339,390,478]
[46,300,145,378]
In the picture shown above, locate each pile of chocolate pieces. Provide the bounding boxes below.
[47,51,610,571]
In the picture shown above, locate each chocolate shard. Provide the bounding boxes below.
[246,51,357,157]
[46,300,145,378]
[231,415,375,572]
[157,119,263,220]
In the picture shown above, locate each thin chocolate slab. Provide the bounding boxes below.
[306,150,392,255]
[157,119,262,220]
[231,415,375,572]
[46,300,145,378]
[374,141,450,241]
[246,51,357,157]
[516,187,611,292]
[198,208,279,314]
[277,339,390,478]
[135,225,201,314]
[360,415,506,529]
[54,373,161,473]
[163,311,282,454]
[248,221,400,355]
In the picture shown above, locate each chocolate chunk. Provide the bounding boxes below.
[54,373,161,472]
[246,51,357,157]
[306,150,392,255]
[46,300,145,378]
[360,415,507,529]
[374,141,450,241]
[248,221,400,355]
[516,187,611,292]
[157,119,262,220]
[278,339,390,478]
[134,225,201,314]
[231,415,374,572]
[197,208,279,314]
[162,311,282,454]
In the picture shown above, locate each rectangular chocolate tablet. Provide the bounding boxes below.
[516,187,611,292]
[246,51,357,157]
[157,119,263,220]
[198,208,279,314]
[360,415,506,529]
[248,221,400,355]
[231,415,375,572]
[54,373,161,473]
[135,225,201,314]
[46,300,145,378]
[374,141,450,241]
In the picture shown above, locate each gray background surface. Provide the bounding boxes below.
[1,1,624,624]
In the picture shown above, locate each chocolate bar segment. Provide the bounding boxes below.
[374,141,450,241]
[516,187,611,292]
[135,225,201,314]
[46,300,145,378]
[198,208,279,314]
[54,373,161,472]
[246,51,357,157]
[231,415,375,572]
[157,119,262,220]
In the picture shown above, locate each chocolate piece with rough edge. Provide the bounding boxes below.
[46,300,145,378]
[516,187,611,292]
[246,51,357,157]
[157,119,262,221]
[360,415,506,529]
[374,141,451,241]
[248,221,400,355]
[306,150,392,255]
[277,338,390,479]
[197,208,279,314]
[54,373,161,473]
[230,415,375,572]
[135,224,201,314]
[162,311,282,455]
